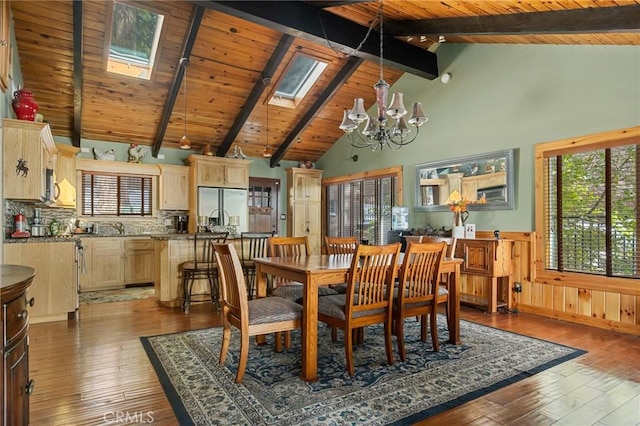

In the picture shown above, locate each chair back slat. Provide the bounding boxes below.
[325,236,358,254]
[399,242,446,303]
[348,243,401,315]
[213,243,249,325]
[194,232,228,267]
[268,236,310,257]
[241,232,274,262]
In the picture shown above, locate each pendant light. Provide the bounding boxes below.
[262,77,272,158]
[179,57,191,150]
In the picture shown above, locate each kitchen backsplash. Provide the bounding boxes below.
[4,200,186,238]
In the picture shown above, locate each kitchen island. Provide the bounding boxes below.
[152,233,242,308]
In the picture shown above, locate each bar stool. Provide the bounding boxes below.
[181,232,228,314]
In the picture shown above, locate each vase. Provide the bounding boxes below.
[12,88,39,121]
[452,211,469,239]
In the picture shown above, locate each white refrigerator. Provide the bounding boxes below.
[197,187,248,233]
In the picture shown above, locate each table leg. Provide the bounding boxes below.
[301,277,319,382]
[255,264,267,345]
[448,263,461,345]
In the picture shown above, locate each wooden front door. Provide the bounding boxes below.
[248,178,280,234]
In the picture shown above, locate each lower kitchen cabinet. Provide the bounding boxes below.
[80,237,154,292]
[154,239,191,307]
[3,241,77,323]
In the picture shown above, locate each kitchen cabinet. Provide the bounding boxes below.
[80,237,154,291]
[3,242,77,323]
[158,164,189,210]
[460,171,507,202]
[154,238,191,307]
[2,119,57,202]
[54,144,80,208]
[1,265,36,426]
[454,238,514,313]
[187,155,250,188]
[286,168,323,255]
[124,238,155,285]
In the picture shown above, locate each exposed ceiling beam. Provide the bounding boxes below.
[194,1,438,80]
[270,55,364,167]
[385,5,640,37]
[215,34,294,158]
[72,0,83,148]
[151,5,204,157]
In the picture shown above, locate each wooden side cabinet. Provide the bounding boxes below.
[454,238,514,313]
[1,265,36,426]
[286,168,323,255]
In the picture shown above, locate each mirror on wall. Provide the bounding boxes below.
[415,149,515,211]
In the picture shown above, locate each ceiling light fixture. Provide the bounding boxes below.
[339,0,427,151]
[262,76,273,158]
[179,57,191,150]
[438,35,446,43]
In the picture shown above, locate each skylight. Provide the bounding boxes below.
[271,53,327,108]
[106,2,164,80]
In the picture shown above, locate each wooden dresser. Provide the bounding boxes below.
[454,238,514,313]
[1,264,36,426]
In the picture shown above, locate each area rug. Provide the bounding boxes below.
[141,316,586,425]
[80,286,155,304]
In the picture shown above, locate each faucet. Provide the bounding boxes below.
[112,222,125,235]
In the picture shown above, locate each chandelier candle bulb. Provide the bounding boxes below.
[387,93,407,118]
[348,98,368,123]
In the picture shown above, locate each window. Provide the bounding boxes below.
[535,126,640,285]
[81,171,153,217]
[325,167,402,245]
[270,53,327,109]
[106,2,164,80]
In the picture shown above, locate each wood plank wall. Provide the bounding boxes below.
[464,231,639,336]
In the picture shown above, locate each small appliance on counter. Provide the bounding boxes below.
[31,208,46,237]
[176,215,188,233]
[11,210,30,238]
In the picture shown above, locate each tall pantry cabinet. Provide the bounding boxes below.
[286,168,323,255]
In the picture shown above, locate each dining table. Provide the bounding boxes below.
[254,253,463,382]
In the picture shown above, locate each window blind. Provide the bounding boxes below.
[81,172,153,216]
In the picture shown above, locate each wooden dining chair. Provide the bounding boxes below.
[317,242,401,376]
[267,236,338,302]
[181,232,228,314]
[324,236,358,296]
[325,236,358,255]
[213,243,302,383]
[420,236,457,325]
[394,241,447,360]
[240,231,274,299]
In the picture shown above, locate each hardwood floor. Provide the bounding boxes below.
[28,298,639,425]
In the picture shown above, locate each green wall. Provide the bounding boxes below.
[316,44,640,232]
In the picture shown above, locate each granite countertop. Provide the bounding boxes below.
[3,233,241,243]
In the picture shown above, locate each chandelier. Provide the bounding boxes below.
[339,0,427,151]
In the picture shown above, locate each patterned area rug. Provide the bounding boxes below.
[141,316,586,425]
[79,286,155,304]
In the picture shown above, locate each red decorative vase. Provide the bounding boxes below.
[12,88,39,121]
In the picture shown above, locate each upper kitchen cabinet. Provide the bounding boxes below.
[2,119,57,202]
[54,144,80,208]
[187,155,251,189]
[286,168,323,255]
[158,164,189,210]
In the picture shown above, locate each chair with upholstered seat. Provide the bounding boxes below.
[325,236,358,255]
[181,232,228,314]
[317,242,401,376]
[240,231,274,299]
[213,243,302,383]
[394,241,447,360]
[268,236,338,302]
[420,236,457,325]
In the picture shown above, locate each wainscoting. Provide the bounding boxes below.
[463,231,639,336]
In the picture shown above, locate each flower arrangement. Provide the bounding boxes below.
[449,198,469,213]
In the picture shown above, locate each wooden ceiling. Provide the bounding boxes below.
[10,0,640,167]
